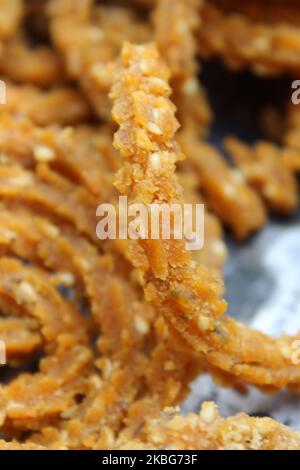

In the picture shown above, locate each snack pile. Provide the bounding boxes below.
[0,0,300,450]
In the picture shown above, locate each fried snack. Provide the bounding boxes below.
[209,0,300,25]
[225,137,299,215]
[112,168,227,276]
[0,316,42,365]
[0,110,206,447]
[30,262,200,448]
[154,0,212,134]
[281,148,300,173]
[3,83,92,126]
[0,164,99,243]
[0,0,299,452]
[179,171,227,272]
[197,2,300,76]
[0,208,143,444]
[0,114,116,197]
[0,440,46,450]
[111,42,300,392]
[0,0,24,41]
[0,39,63,87]
[154,1,266,238]
[118,402,300,450]
[260,104,300,173]
[179,132,267,239]
[30,312,201,449]
[48,0,150,120]
[0,257,91,431]
[0,130,200,447]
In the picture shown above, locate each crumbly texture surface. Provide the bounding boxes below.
[0,0,300,451]
[112,42,300,395]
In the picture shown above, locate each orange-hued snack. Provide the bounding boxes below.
[179,132,267,238]
[0,258,91,431]
[0,114,116,197]
[154,0,212,134]
[1,40,63,87]
[112,42,300,394]
[197,2,300,76]
[118,402,300,450]
[0,0,24,41]
[225,137,299,214]
[3,83,92,126]
[48,0,150,120]
[0,0,300,451]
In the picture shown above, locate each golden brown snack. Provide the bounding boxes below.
[30,315,201,449]
[0,257,91,431]
[48,0,150,120]
[154,0,211,134]
[0,164,100,243]
[197,2,300,76]
[154,1,266,239]
[0,140,200,447]
[0,316,42,365]
[1,39,63,87]
[3,83,92,126]
[260,104,300,173]
[0,107,212,446]
[118,402,300,450]
[210,0,300,25]
[178,171,227,272]
[179,132,267,239]
[111,42,300,392]
[281,148,300,173]
[0,0,24,41]
[0,440,46,450]
[0,208,143,443]
[0,114,116,198]
[225,137,299,214]
[0,0,300,451]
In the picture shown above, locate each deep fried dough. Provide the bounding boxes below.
[48,0,150,119]
[117,402,300,450]
[111,42,300,392]
[1,39,63,87]
[3,84,92,126]
[179,132,267,239]
[0,0,300,451]
[197,2,300,76]
[225,137,298,214]
[0,115,116,197]
[154,0,211,134]
[0,0,24,41]
[0,258,91,431]
[0,164,99,242]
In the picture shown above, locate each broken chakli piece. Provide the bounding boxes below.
[0,0,300,451]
